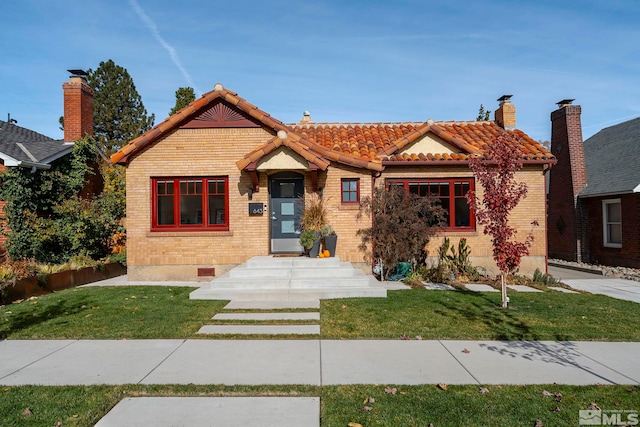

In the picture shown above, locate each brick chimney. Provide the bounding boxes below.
[547,99,588,262]
[62,70,93,142]
[495,95,516,129]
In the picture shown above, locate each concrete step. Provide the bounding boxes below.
[190,286,387,301]
[246,256,341,269]
[197,324,320,335]
[228,264,357,279]
[212,312,320,321]
[224,300,320,309]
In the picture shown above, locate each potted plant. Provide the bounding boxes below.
[300,229,321,258]
[321,225,338,257]
[299,193,327,257]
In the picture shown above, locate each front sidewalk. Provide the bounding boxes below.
[1,339,638,386]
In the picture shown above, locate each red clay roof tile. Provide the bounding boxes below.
[111,84,554,170]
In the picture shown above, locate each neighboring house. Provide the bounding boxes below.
[111,85,555,281]
[548,103,640,268]
[0,71,94,256]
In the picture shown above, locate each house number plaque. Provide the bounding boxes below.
[249,203,265,216]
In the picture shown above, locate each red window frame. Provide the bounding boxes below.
[151,177,229,231]
[341,178,360,204]
[385,178,475,231]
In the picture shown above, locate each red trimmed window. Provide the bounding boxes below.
[341,178,360,204]
[386,178,475,231]
[152,177,229,231]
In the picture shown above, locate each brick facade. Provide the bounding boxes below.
[0,162,6,256]
[583,194,640,268]
[125,126,549,280]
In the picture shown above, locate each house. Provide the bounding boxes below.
[548,102,640,268]
[111,85,555,281]
[0,71,94,256]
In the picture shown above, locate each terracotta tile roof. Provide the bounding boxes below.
[111,84,555,169]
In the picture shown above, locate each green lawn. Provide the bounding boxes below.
[1,384,637,427]
[0,286,225,339]
[321,289,640,341]
[2,286,640,341]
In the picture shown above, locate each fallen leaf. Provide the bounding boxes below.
[415,335,423,340]
[348,423,363,427]
[437,383,448,391]
[479,387,489,394]
[542,390,552,396]
[462,348,470,353]
[588,403,601,411]
[385,387,397,395]
[81,305,87,309]
[363,396,375,404]
[22,408,33,416]
[400,391,407,395]
[361,406,373,412]
[429,424,435,427]
[534,420,544,427]
[551,406,561,412]
[341,304,347,309]
[400,334,409,340]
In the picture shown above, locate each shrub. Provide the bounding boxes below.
[357,185,446,280]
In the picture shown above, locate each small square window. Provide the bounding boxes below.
[341,178,360,204]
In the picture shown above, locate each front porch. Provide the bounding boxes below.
[189,256,388,301]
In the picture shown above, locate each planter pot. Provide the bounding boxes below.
[323,235,338,257]
[309,239,321,258]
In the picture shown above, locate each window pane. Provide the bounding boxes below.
[281,202,295,216]
[454,198,470,227]
[439,183,450,197]
[157,196,174,225]
[342,181,350,192]
[208,195,225,224]
[607,203,621,222]
[281,220,295,234]
[180,195,202,224]
[349,180,357,191]
[349,191,357,202]
[455,182,469,196]
[608,224,622,244]
[409,183,419,195]
[280,182,295,198]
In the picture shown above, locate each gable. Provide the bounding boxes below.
[181,99,262,129]
[398,133,461,156]
[256,146,309,170]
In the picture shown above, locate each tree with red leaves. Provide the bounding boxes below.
[467,131,537,308]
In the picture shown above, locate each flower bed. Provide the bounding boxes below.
[1,262,126,304]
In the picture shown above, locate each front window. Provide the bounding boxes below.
[341,178,360,204]
[602,199,622,248]
[386,178,474,230]
[152,177,228,231]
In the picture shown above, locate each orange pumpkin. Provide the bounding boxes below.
[323,250,330,257]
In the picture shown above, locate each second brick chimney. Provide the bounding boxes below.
[62,70,93,142]
[547,99,587,262]
[495,95,516,129]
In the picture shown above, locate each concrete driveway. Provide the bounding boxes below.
[548,265,640,303]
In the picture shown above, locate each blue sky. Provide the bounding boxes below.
[1,0,639,143]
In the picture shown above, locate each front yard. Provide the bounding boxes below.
[2,286,640,341]
[1,286,639,426]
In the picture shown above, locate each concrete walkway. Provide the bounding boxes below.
[549,265,640,303]
[2,339,638,387]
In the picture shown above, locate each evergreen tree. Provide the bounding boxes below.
[169,87,196,116]
[476,104,491,121]
[87,60,155,154]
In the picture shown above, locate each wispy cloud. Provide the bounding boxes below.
[129,0,201,95]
